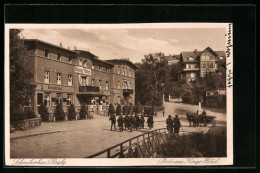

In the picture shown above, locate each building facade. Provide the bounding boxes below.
[179,47,226,81]
[206,88,226,107]
[24,39,137,117]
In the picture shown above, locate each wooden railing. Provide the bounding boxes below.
[86,128,168,158]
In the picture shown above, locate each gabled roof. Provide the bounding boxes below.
[215,51,226,57]
[106,59,138,69]
[163,55,180,61]
[75,50,114,66]
[181,51,202,62]
[24,39,79,54]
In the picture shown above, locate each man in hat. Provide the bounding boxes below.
[166,115,173,134]
[109,113,116,131]
[173,114,182,134]
[117,113,124,132]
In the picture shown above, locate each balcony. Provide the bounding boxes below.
[79,86,100,92]
[123,89,133,94]
[183,68,199,71]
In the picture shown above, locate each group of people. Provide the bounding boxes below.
[109,114,154,132]
[166,114,182,134]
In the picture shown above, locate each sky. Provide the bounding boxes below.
[21,28,226,63]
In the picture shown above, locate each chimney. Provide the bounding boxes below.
[74,46,76,50]
[60,42,63,47]
[194,49,197,54]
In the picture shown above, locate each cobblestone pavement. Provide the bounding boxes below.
[10,102,226,158]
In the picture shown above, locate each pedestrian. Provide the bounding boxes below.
[124,114,129,130]
[109,114,116,131]
[129,114,134,132]
[202,110,207,126]
[147,115,154,129]
[117,114,124,132]
[139,114,145,129]
[163,110,165,117]
[135,114,139,130]
[166,115,173,134]
[173,114,182,134]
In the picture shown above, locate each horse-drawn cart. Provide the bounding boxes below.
[186,111,216,127]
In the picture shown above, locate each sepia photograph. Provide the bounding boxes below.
[5,23,233,166]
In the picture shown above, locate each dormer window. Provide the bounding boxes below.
[219,56,223,60]
[84,60,87,67]
[79,59,83,66]
[57,53,61,61]
[188,57,194,61]
[69,56,72,63]
[45,50,49,58]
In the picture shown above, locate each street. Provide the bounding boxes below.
[10,102,226,158]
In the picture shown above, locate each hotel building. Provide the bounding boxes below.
[24,39,137,118]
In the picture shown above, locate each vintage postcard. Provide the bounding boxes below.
[5,23,233,166]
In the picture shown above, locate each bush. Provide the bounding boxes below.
[108,103,115,116]
[157,132,226,157]
[54,103,65,121]
[38,103,49,121]
[10,109,36,121]
[79,104,88,119]
[67,104,76,120]
[116,104,121,116]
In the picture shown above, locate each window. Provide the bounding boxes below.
[68,74,73,86]
[84,60,87,67]
[45,50,49,58]
[129,70,132,77]
[117,80,120,89]
[188,57,194,61]
[129,82,132,89]
[79,59,83,66]
[67,94,72,106]
[57,53,61,61]
[210,63,213,68]
[44,71,50,83]
[122,67,125,75]
[117,66,120,74]
[99,80,102,89]
[44,93,51,106]
[56,93,62,104]
[106,68,109,73]
[99,66,102,71]
[188,65,191,69]
[219,57,223,60]
[201,55,205,60]
[202,63,206,68]
[37,93,43,106]
[92,63,94,69]
[125,68,127,76]
[106,81,109,90]
[57,73,62,85]
[80,75,87,86]
[91,79,95,86]
[190,73,195,78]
[206,55,209,60]
[69,56,72,64]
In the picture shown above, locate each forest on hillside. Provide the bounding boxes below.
[134,53,226,107]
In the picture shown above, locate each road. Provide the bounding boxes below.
[10,102,226,158]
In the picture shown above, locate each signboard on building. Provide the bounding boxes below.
[74,66,91,75]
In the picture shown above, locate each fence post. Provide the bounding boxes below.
[107,150,110,158]
[120,144,123,158]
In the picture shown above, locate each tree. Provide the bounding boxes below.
[116,104,122,116]
[10,29,35,115]
[54,103,65,121]
[38,103,49,121]
[67,104,76,120]
[79,104,88,119]
[108,103,115,116]
[135,53,169,106]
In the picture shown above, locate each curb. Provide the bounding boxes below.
[10,130,66,140]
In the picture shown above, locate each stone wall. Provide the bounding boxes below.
[11,118,41,131]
